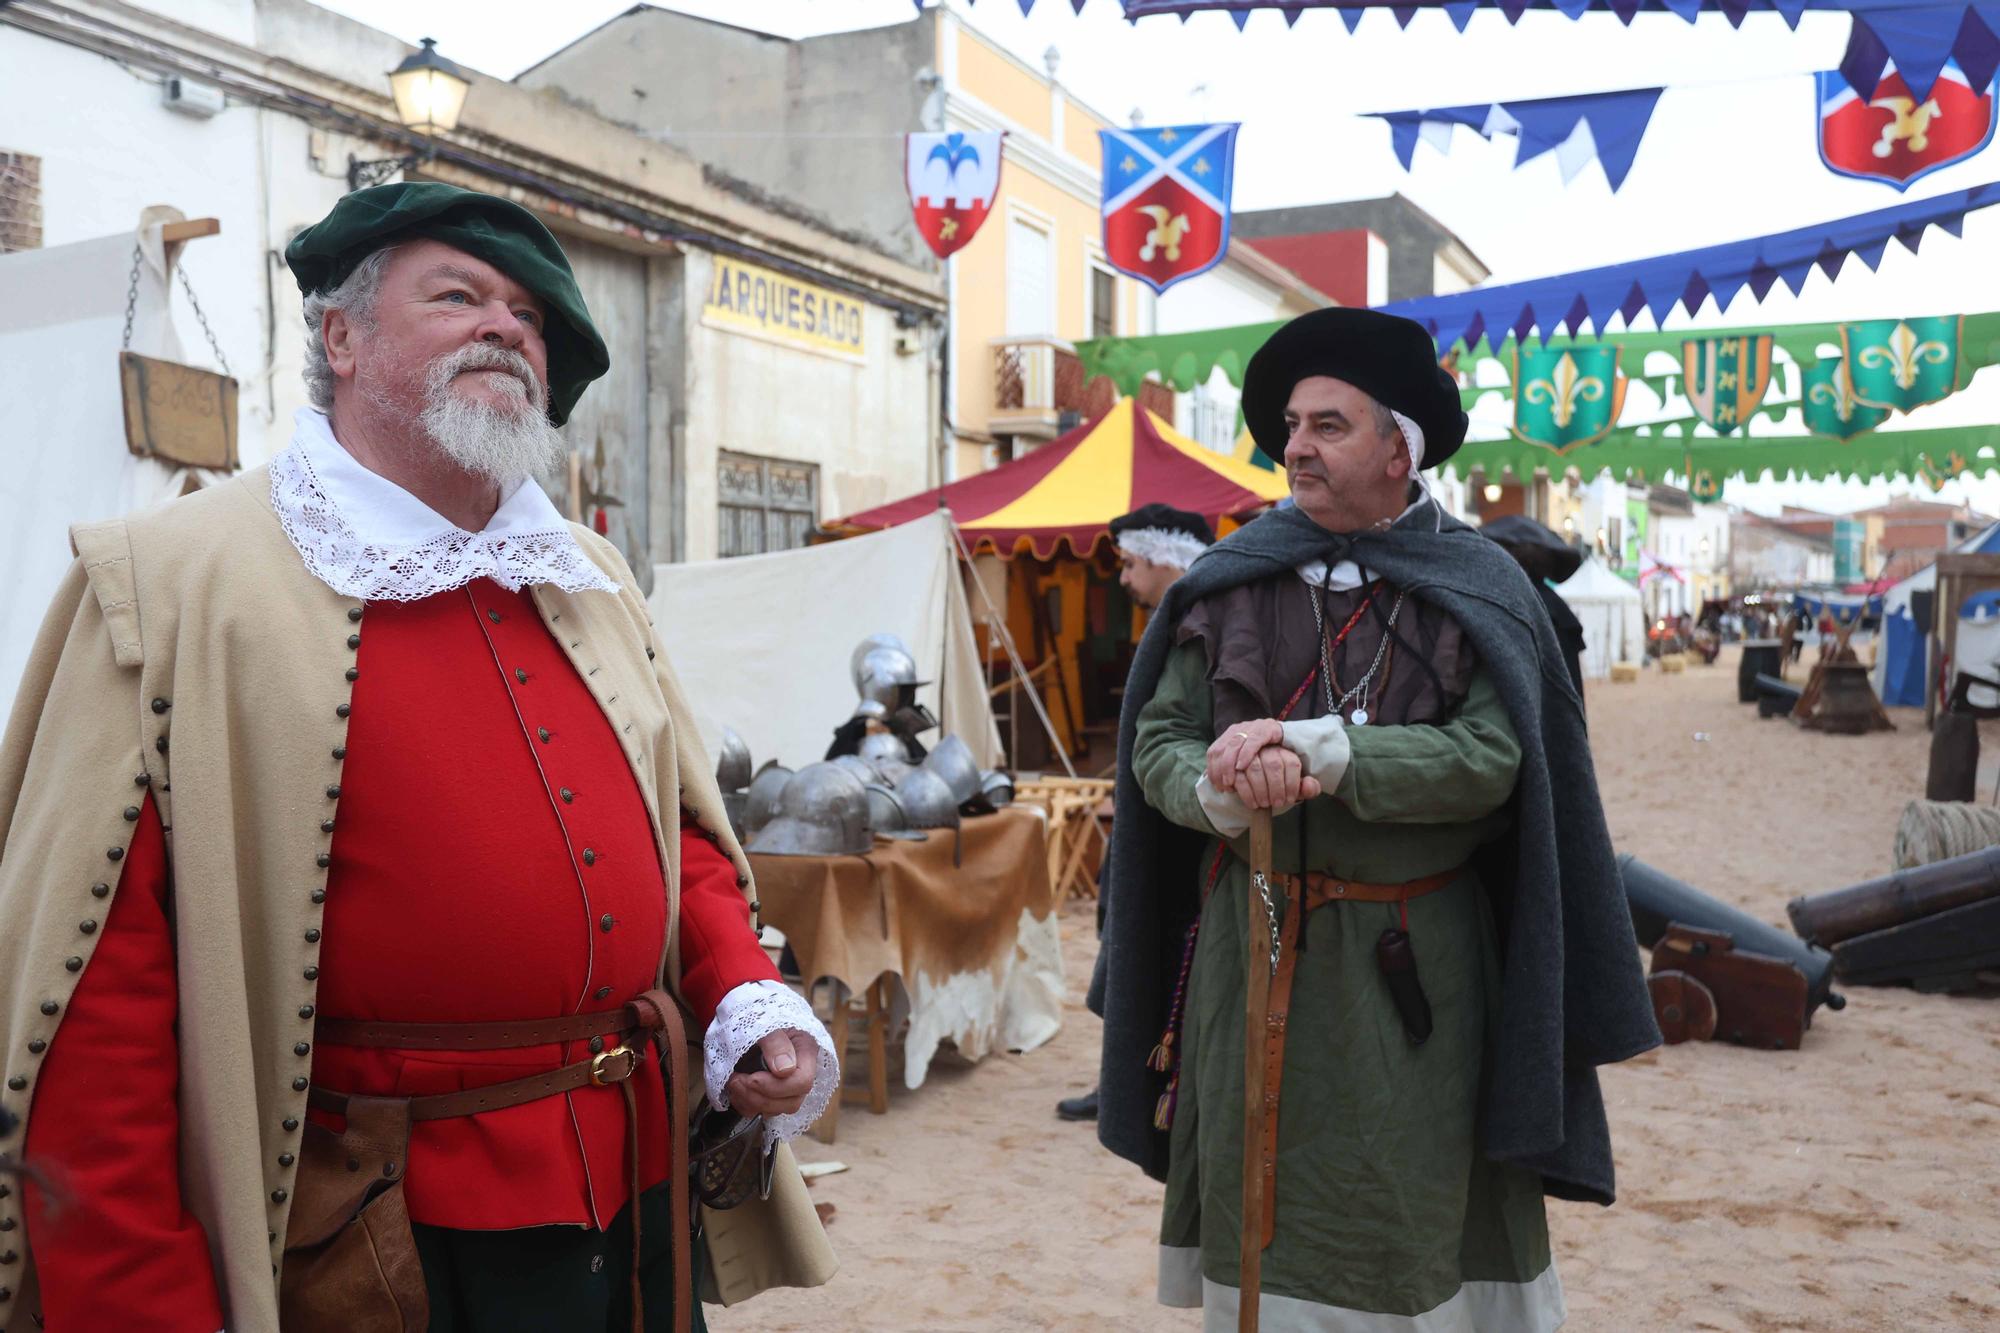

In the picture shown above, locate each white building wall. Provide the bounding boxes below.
[678,249,935,562]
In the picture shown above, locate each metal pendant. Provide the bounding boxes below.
[1349,708,1369,726]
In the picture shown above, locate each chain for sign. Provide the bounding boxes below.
[119,240,233,377]
[121,243,141,352]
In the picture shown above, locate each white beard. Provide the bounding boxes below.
[416,344,565,487]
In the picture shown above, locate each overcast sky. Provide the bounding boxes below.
[316,0,2000,517]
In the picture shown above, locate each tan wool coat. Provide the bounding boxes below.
[0,469,836,1331]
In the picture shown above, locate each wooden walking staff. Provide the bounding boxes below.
[1239,808,1277,1332]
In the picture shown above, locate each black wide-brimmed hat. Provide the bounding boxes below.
[286,182,609,426]
[1479,514,1584,584]
[1241,307,1466,470]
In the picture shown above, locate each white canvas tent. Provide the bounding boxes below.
[0,213,226,720]
[1556,557,1645,680]
[647,512,1002,774]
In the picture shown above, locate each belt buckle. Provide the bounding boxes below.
[590,1043,637,1085]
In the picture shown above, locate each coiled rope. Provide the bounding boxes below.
[1894,799,2000,869]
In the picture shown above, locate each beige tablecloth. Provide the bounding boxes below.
[749,806,1064,1088]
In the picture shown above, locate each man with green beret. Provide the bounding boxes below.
[0,183,837,1332]
[1094,307,1658,1329]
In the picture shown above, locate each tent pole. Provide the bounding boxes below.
[948,519,1082,783]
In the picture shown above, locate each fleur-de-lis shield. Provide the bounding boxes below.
[1801,356,1889,440]
[1843,315,1962,413]
[1680,335,1774,435]
[1509,344,1627,449]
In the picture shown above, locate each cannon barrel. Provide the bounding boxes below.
[1619,854,1842,1014]
[1786,845,2000,948]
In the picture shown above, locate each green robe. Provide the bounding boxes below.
[1135,639,1563,1330]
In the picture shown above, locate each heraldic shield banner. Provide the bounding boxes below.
[1802,357,1890,440]
[1510,345,1627,449]
[1817,66,1996,191]
[1099,122,1240,294]
[906,130,1004,260]
[1843,315,1963,413]
[1680,335,1773,435]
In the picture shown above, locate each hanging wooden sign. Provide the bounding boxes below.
[119,351,238,470]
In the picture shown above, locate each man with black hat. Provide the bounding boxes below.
[1094,308,1657,1329]
[1056,503,1215,1123]
[0,184,836,1331]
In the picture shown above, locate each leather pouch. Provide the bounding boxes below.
[280,1095,429,1333]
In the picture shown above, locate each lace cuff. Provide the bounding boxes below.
[703,980,840,1146]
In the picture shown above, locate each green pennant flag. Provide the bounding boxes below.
[1843,315,1962,413]
[1679,335,1773,436]
[1802,356,1889,440]
[1510,345,1627,449]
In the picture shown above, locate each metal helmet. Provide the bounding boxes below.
[715,727,753,794]
[849,633,912,695]
[850,697,889,724]
[742,763,792,836]
[865,783,928,841]
[830,754,878,784]
[922,734,981,806]
[857,645,928,711]
[894,766,961,831]
[746,761,872,857]
[962,767,1015,815]
[856,731,908,765]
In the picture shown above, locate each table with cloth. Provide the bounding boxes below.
[748,805,1064,1138]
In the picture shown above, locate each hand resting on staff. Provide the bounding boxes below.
[727,1028,820,1117]
[1206,718,1322,811]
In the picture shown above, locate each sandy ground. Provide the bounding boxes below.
[724,648,2000,1332]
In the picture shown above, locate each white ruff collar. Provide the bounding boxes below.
[268,409,618,601]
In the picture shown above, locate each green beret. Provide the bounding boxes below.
[285,182,609,426]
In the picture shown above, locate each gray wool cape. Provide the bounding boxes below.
[1094,500,1660,1205]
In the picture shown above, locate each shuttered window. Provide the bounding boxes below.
[718,451,818,557]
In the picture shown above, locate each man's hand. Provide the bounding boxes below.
[725,1029,820,1118]
[1205,718,1320,811]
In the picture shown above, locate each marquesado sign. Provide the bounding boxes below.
[702,256,868,363]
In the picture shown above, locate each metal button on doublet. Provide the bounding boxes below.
[151,698,169,715]
[5,1078,24,1092]
[106,846,123,862]
[310,889,326,904]
[283,1117,299,1131]
[303,966,319,981]
[321,819,335,834]
[304,929,321,943]
[316,854,331,868]
[123,806,140,822]
[25,1041,44,1056]
[583,848,597,866]
[561,788,574,803]
[594,985,612,1000]
[291,1077,308,1092]
[335,704,350,719]
[599,914,614,932]
[279,1152,295,1167]
[487,609,502,623]
[347,634,361,650]
[38,1002,56,1016]
[63,958,81,973]
[299,1005,314,1019]
[588,1036,605,1054]
[538,727,551,743]
[332,747,347,761]
[271,1189,287,1204]
[346,668,359,682]
[326,786,341,800]
[78,920,96,935]
[135,772,151,786]
[515,668,529,684]
[91,883,109,899]
[294,1042,310,1057]
[348,608,364,623]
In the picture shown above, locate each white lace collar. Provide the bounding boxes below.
[267,409,618,602]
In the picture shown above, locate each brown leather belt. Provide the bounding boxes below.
[308,992,692,1333]
[1253,865,1460,1248]
[1295,866,1460,911]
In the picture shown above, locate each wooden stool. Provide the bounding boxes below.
[809,975,893,1145]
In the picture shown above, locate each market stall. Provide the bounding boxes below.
[1556,556,1646,680]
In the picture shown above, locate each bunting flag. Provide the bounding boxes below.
[1800,357,1890,438]
[1818,65,1997,190]
[906,130,1005,260]
[1120,3,2000,105]
[1369,88,1663,190]
[1843,315,1964,411]
[1378,180,2000,351]
[1099,123,1241,294]
[1510,345,1628,447]
[1680,335,1774,434]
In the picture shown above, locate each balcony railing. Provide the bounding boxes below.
[990,335,1174,440]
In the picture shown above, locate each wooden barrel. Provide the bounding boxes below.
[1738,639,1783,702]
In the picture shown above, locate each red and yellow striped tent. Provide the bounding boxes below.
[832,397,1289,557]
[830,399,1289,764]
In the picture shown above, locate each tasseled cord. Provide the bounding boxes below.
[1148,845,1229,1131]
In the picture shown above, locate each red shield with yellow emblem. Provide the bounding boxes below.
[1818,65,1996,191]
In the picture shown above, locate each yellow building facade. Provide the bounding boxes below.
[934,13,1148,479]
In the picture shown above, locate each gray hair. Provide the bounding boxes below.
[300,245,399,412]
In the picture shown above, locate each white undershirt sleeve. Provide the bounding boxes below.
[704,979,840,1148]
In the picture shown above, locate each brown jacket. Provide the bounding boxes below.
[0,469,835,1329]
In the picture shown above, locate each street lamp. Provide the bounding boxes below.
[347,38,471,191]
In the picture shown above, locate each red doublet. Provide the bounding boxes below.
[26,577,776,1326]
